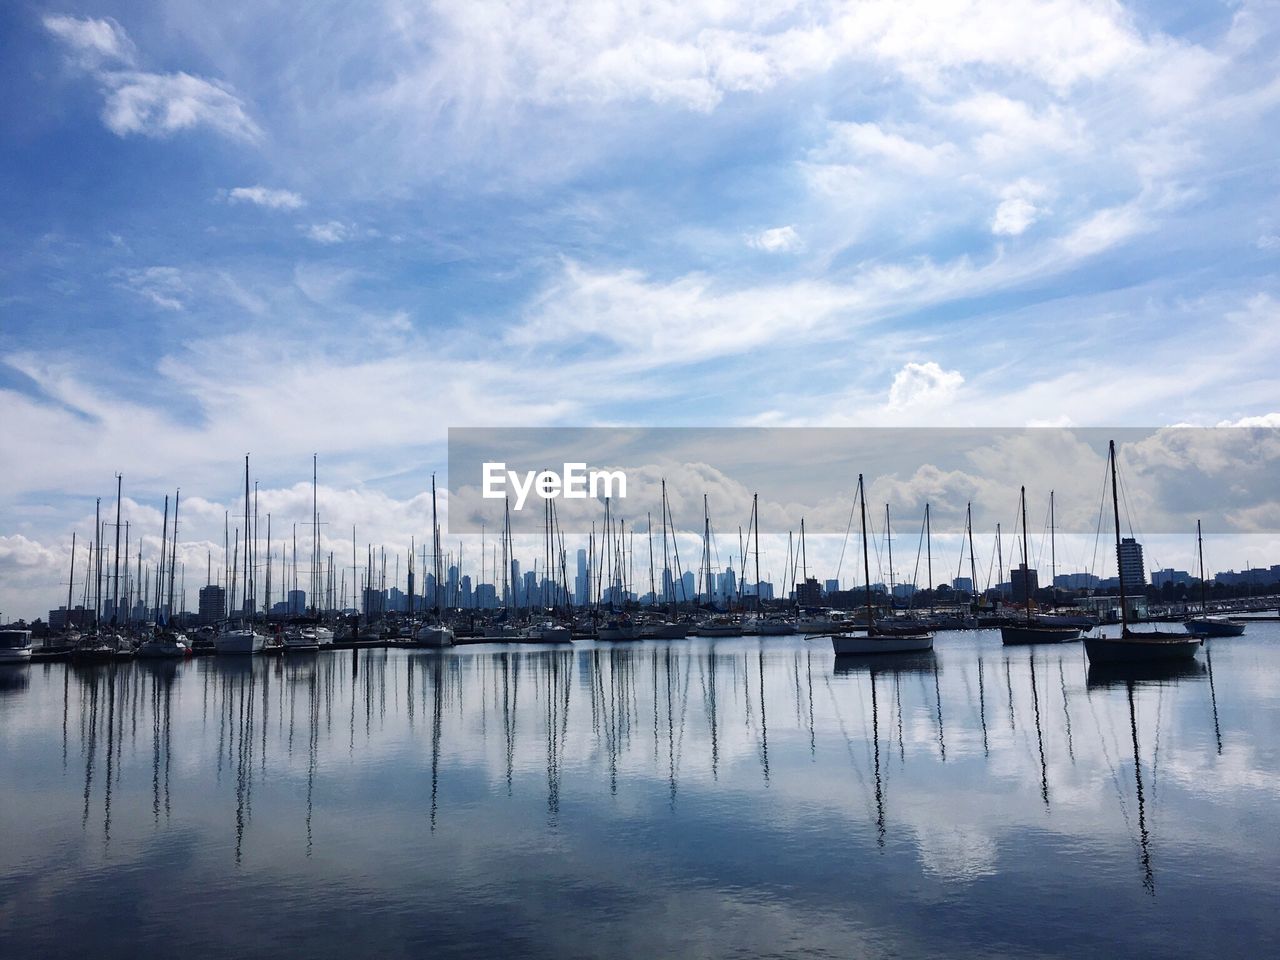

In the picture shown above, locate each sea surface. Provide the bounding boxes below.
[1,626,1278,958]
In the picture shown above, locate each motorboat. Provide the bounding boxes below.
[0,629,33,664]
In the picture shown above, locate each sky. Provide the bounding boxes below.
[2,1,1280,619]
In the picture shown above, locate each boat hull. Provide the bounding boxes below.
[696,625,743,637]
[0,648,33,664]
[831,633,934,655]
[1084,633,1201,664]
[757,622,796,635]
[414,626,454,648]
[1000,624,1081,645]
[1182,618,1246,638]
[215,632,266,655]
[137,642,189,659]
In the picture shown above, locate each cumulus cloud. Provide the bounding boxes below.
[44,14,258,141]
[991,179,1049,236]
[226,186,305,210]
[887,361,964,409]
[746,225,802,253]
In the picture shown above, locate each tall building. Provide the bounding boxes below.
[824,579,839,596]
[1117,537,1146,591]
[198,585,226,624]
[575,549,588,606]
[796,577,822,607]
[287,589,306,615]
[1010,564,1039,603]
[952,577,973,594]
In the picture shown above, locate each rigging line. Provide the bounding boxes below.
[1088,450,1110,582]
[833,487,858,582]
[908,509,926,610]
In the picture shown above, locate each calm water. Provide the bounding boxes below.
[2,627,1278,958]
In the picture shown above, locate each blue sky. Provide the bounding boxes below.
[2,1,1280,618]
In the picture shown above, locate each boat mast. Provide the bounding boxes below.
[753,493,761,618]
[1050,491,1057,610]
[885,505,894,600]
[312,454,318,617]
[647,513,655,607]
[1020,486,1032,624]
[243,455,250,625]
[157,495,169,623]
[93,497,101,630]
[1197,519,1207,615]
[168,489,180,623]
[1109,440,1129,634]
[925,502,933,614]
[65,532,76,630]
[966,502,978,610]
[859,475,874,631]
[112,474,122,625]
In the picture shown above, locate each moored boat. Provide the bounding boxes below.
[414,623,455,648]
[832,632,934,655]
[823,474,934,658]
[0,629,34,664]
[215,626,266,655]
[999,622,1081,644]
[1182,521,1246,638]
[1084,441,1201,666]
[137,631,190,658]
[1183,617,1246,638]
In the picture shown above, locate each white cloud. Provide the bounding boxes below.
[815,121,955,173]
[991,179,1048,236]
[227,186,305,210]
[1056,203,1146,257]
[746,225,802,253]
[119,266,188,311]
[45,16,259,141]
[1257,234,1280,251]
[305,221,351,244]
[887,361,964,409]
[42,14,135,67]
[100,71,259,140]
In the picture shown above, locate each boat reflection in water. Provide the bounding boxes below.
[0,629,1276,959]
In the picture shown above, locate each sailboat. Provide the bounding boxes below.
[216,456,267,655]
[1183,520,1246,637]
[139,487,191,658]
[1000,487,1081,644]
[415,474,455,649]
[829,475,934,655]
[1083,441,1201,664]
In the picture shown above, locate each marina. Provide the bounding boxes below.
[1,626,1276,958]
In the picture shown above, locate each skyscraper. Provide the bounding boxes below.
[1117,537,1146,591]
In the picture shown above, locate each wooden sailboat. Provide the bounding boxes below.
[1083,442,1201,664]
[1000,486,1080,644]
[831,475,933,655]
[1183,519,1245,637]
